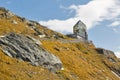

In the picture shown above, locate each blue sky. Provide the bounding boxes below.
[0,0,120,57]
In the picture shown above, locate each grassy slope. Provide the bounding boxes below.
[0,9,120,80]
[41,40,120,80]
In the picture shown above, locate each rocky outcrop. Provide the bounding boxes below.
[0,7,14,19]
[96,48,117,62]
[0,33,62,72]
[96,48,120,77]
[73,20,88,40]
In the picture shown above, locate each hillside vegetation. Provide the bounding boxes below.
[0,7,120,80]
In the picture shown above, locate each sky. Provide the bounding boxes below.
[0,0,120,57]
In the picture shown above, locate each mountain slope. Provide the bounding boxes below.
[0,7,120,80]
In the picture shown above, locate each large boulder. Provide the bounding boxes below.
[0,33,62,72]
[73,20,88,40]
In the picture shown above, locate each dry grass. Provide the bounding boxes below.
[0,50,63,80]
[0,9,120,80]
[41,40,120,80]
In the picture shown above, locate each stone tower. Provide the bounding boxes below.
[73,20,88,40]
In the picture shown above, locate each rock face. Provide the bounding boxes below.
[73,20,88,40]
[0,33,62,72]
[96,48,117,62]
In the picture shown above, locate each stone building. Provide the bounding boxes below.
[73,20,88,40]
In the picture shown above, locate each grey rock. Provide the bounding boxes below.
[26,20,45,37]
[73,20,88,40]
[66,34,76,38]
[0,33,62,72]
[11,20,18,24]
[6,11,14,18]
[0,7,14,19]
[0,7,9,12]
[96,48,117,62]
[96,48,120,77]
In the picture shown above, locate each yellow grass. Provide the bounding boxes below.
[0,9,120,80]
